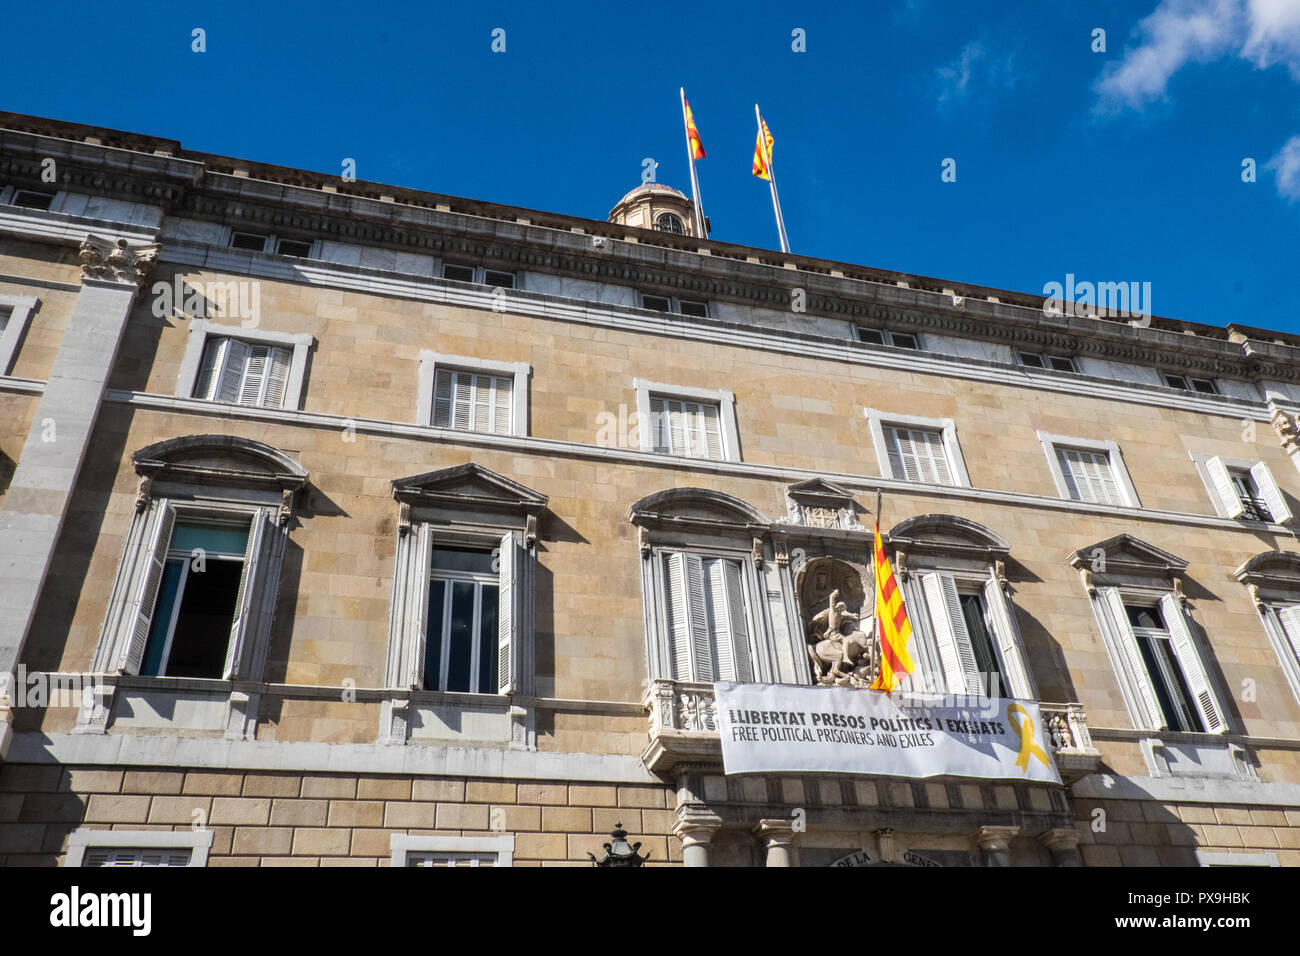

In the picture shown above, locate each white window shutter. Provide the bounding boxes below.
[1250,462,1291,523]
[1276,606,1300,666]
[120,501,176,675]
[721,560,753,683]
[1160,594,1227,734]
[493,375,513,434]
[1100,587,1163,729]
[395,523,433,689]
[217,339,249,403]
[1206,456,1244,518]
[223,512,267,680]
[497,530,521,695]
[982,576,1036,700]
[193,336,227,400]
[649,396,669,453]
[684,554,713,681]
[920,572,972,695]
[432,368,454,428]
[452,372,473,430]
[884,427,906,479]
[664,553,692,680]
[263,347,291,409]
[707,559,753,682]
[701,403,723,460]
[472,374,492,432]
[239,345,270,405]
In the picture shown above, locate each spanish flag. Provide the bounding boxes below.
[683,96,706,160]
[870,520,915,692]
[752,114,774,180]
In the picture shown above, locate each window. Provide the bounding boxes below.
[442,263,516,288]
[276,238,313,258]
[177,321,314,411]
[1237,551,1300,708]
[0,294,38,375]
[65,830,213,868]
[866,410,970,487]
[10,189,55,210]
[634,380,741,462]
[194,337,292,408]
[1038,432,1140,507]
[424,547,501,693]
[88,437,304,738]
[384,464,544,745]
[905,571,1033,698]
[1017,350,1076,372]
[661,552,756,682]
[856,328,920,349]
[1092,587,1227,734]
[230,231,268,252]
[654,212,686,234]
[638,293,709,317]
[391,835,513,867]
[1202,456,1291,523]
[417,352,531,437]
[1164,373,1218,395]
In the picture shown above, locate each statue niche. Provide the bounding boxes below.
[799,557,878,688]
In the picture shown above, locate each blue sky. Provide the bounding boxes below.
[4,0,1300,330]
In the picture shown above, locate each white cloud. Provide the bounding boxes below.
[1243,0,1300,78]
[1268,135,1300,200]
[935,40,1018,110]
[1094,0,1241,109]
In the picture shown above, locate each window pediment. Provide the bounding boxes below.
[132,435,308,520]
[1234,551,1300,598]
[886,514,1009,562]
[392,463,547,539]
[1068,534,1187,579]
[627,488,768,535]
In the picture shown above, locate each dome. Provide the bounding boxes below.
[613,182,688,207]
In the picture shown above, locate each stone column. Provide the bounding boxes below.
[675,816,722,867]
[0,236,158,702]
[754,819,796,867]
[1040,827,1083,867]
[973,825,1019,867]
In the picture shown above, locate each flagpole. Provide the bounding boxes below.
[874,490,882,687]
[681,88,707,238]
[755,104,790,253]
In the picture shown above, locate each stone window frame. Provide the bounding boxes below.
[1037,431,1141,508]
[1235,551,1300,708]
[1191,452,1292,524]
[0,293,39,376]
[382,464,547,748]
[633,378,741,462]
[84,436,307,740]
[1070,536,1232,739]
[864,408,971,488]
[630,488,794,686]
[64,828,214,868]
[885,514,1038,701]
[416,351,531,437]
[176,319,314,411]
[390,834,514,867]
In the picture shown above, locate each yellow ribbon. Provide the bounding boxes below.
[1006,703,1051,772]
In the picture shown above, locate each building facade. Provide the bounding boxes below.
[2,112,1300,866]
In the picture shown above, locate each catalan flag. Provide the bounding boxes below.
[683,96,706,160]
[752,114,774,180]
[870,520,915,692]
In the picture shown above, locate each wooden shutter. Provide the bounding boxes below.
[452,372,473,430]
[1276,606,1300,667]
[1100,587,1163,730]
[120,501,176,675]
[492,374,513,434]
[193,337,227,400]
[262,346,291,409]
[432,368,454,427]
[496,530,518,694]
[238,345,270,405]
[887,427,918,481]
[684,554,712,681]
[472,374,492,432]
[664,553,692,680]
[649,396,670,452]
[983,575,1036,700]
[216,339,249,403]
[707,559,753,682]
[223,512,267,680]
[1205,456,1244,517]
[1160,594,1227,733]
[915,429,952,485]
[392,523,433,690]
[920,572,978,694]
[700,402,723,460]
[1250,462,1292,523]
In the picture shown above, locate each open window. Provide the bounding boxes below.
[87,436,306,738]
[885,515,1036,700]
[1198,454,1292,524]
[1235,551,1300,708]
[383,463,546,747]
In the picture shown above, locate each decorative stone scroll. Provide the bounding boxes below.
[79,235,160,286]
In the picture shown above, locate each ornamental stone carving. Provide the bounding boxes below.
[79,235,160,286]
[1272,407,1300,456]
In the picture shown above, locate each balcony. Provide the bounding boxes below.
[641,678,1101,784]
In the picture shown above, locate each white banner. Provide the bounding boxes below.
[714,681,1061,785]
